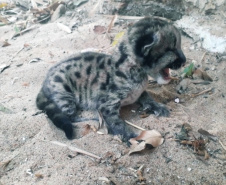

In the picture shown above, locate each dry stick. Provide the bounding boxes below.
[50,141,101,159]
[219,140,226,151]
[7,46,24,64]
[12,25,37,38]
[107,14,118,33]
[125,120,145,131]
[191,87,213,98]
[200,52,207,63]
[102,15,171,22]
[200,51,207,69]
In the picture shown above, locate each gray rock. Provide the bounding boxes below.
[51,4,66,22]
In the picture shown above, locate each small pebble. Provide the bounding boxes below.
[187,167,192,172]
[175,98,180,103]
[106,166,115,173]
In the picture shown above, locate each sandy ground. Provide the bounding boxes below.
[0,2,226,185]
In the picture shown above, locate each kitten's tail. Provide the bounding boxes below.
[36,90,74,139]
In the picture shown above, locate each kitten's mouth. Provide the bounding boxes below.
[160,68,170,80]
[156,67,171,84]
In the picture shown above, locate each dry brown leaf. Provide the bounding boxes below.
[193,69,213,81]
[22,82,30,86]
[35,173,44,179]
[93,25,106,34]
[129,140,146,155]
[82,124,91,136]
[129,130,164,154]
[0,160,11,169]
[0,40,10,47]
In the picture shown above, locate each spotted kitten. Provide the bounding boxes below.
[36,17,186,141]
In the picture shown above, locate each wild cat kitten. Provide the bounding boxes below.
[36,17,186,141]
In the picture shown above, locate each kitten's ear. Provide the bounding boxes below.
[142,32,161,56]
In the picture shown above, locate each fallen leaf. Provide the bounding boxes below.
[198,128,218,142]
[175,123,191,140]
[193,69,213,81]
[0,159,11,169]
[0,3,7,8]
[0,103,13,114]
[82,124,91,136]
[129,130,164,154]
[0,40,10,47]
[182,63,195,77]
[111,31,124,46]
[93,25,106,34]
[35,173,44,179]
[129,140,146,155]
[22,82,30,86]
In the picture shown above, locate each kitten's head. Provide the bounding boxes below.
[127,17,186,84]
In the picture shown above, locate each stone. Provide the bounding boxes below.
[51,4,66,22]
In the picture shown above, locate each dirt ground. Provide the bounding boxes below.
[0,1,226,185]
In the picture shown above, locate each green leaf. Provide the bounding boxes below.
[14,26,20,33]
[182,63,194,77]
[0,103,13,114]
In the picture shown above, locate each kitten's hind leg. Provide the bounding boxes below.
[36,90,75,139]
[44,103,74,139]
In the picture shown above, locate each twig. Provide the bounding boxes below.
[125,120,145,131]
[50,141,101,159]
[102,15,171,22]
[200,51,207,69]
[219,140,226,151]
[137,165,146,182]
[200,52,207,63]
[12,25,38,38]
[7,46,24,64]
[191,88,213,98]
[107,14,118,33]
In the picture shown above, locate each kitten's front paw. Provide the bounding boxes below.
[144,102,170,117]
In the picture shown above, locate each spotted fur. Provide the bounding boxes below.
[36,17,186,141]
